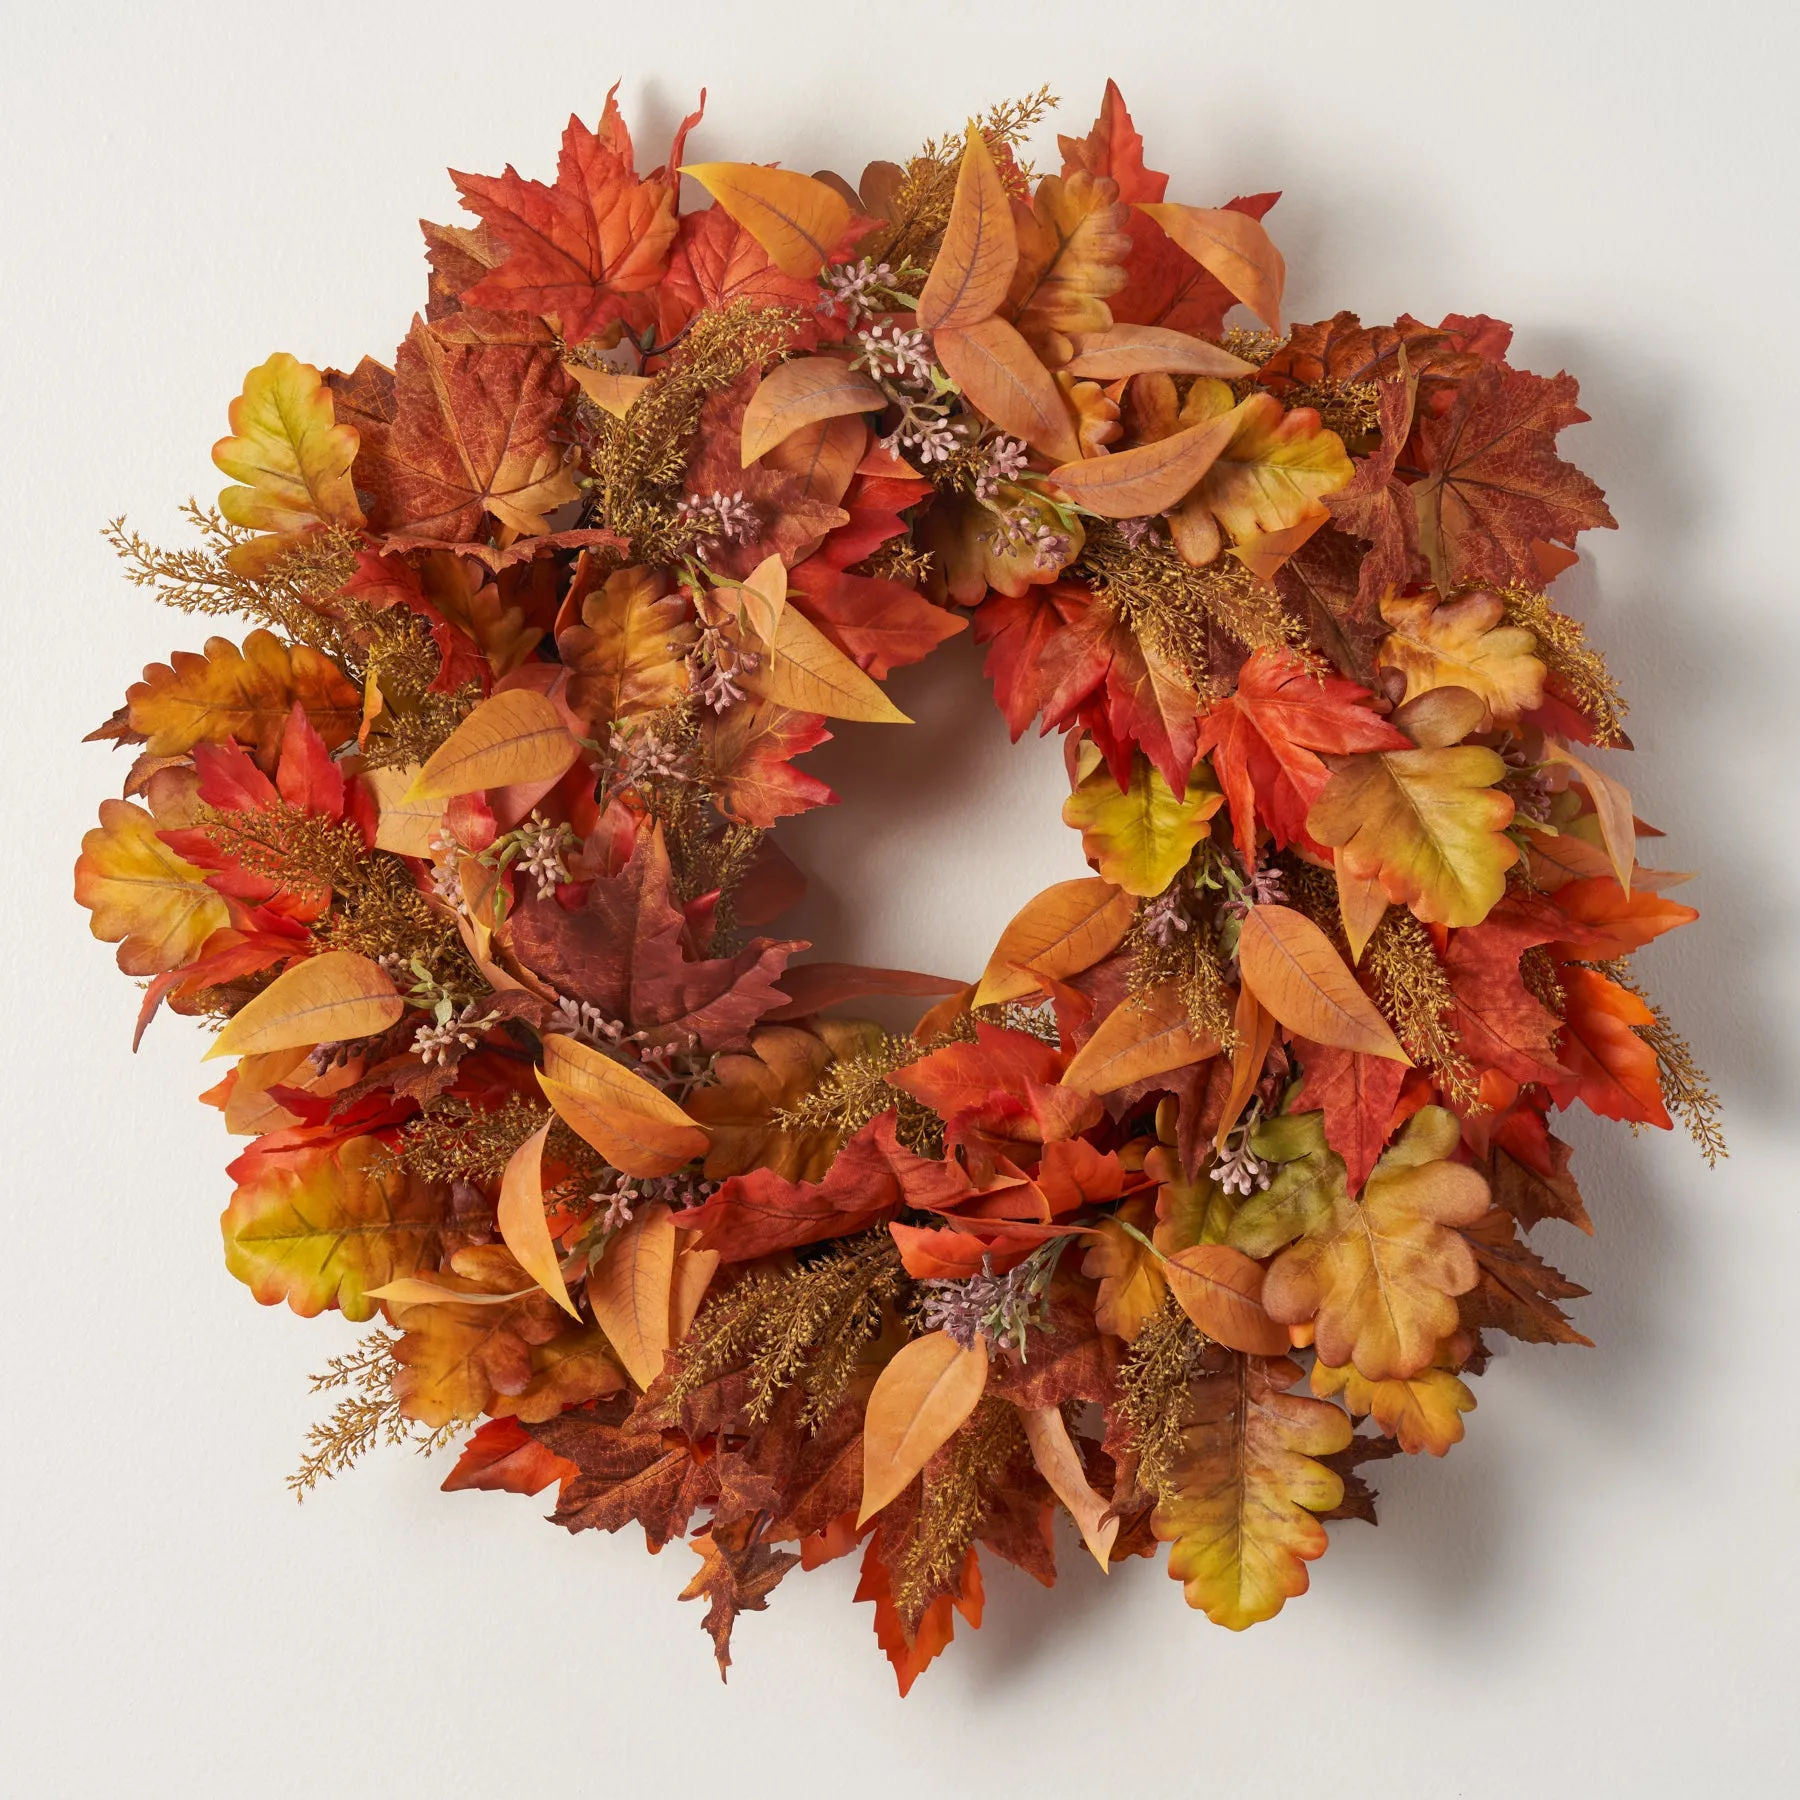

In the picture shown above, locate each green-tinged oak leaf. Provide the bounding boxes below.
[1306,744,1517,929]
[1154,1352,1352,1629]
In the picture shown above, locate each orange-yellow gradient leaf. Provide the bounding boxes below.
[857,1329,989,1524]
[207,950,402,1060]
[496,1123,580,1318]
[740,357,888,465]
[1063,323,1255,380]
[1376,590,1546,727]
[747,602,910,723]
[681,163,852,279]
[1135,204,1286,330]
[1263,1107,1491,1380]
[1048,410,1238,517]
[1178,385,1354,547]
[74,798,230,976]
[1061,981,1219,1094]
[1154,1353,1351,1629]
[1062,755,1222,896]
[1021,1404,1118,1571]
[932,316,1083,464]
[1236,903,1409,1061]
[587,1201,677,1387]
[212,352,365,534]
[558,565,695,732]
[1163,1243,1291,1356]
[539,1032,709,1176]
[222,1135,440,1321]
[973,877,1137,1007]
[917,126,1018,331]
[126,629,362,766]
[1307,745,1518,928]
[409,687,581,799]
[736,553,788,651]
[1081,1199,1168,1340]
[1311,1355,1476,1457]
[1005,171,1130,365]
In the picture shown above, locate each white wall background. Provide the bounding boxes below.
[3,2,1796,1793]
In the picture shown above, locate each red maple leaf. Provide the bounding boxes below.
[507,825,800,1051]
[1441,895,1567,1088]
[655,204,832,344]
[441,1415,577,1497]
[1404,360,1616,589]
[349,315,577,543]
[789,563,965,679]
[972,582,1094,740]
[1195,648,1407,862]
[682,1110,971,1261]
[452,88,695,341]
[1544,876,1698,962]
[1057,79,1168,203]
[1292,1041,1408,1195]
[699,700,835,827]
[818,464,933,572]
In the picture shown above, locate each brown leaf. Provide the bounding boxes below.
[681,1519,802,1680]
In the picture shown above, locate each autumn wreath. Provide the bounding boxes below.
[77,82,1719,1692]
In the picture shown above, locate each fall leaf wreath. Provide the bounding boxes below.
[77,82,1721,1691]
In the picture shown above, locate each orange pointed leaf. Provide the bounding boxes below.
[917,126,1018,331]
[207,951,402,1060]
[1236,904,1409,1061]
[1135,203,1285,329]
[587,1201,677,1388]
[932,316,1083,463]
[1163,1242,1291,1355]
[496,1123,580,1318]
[1048,410,1239,517]
[681,163,852,279]
[973,877,1137,1007]
[409,688,581,800]
[857,1330,989,1524]
[740,357,887,465]
[539,1032,709,1176]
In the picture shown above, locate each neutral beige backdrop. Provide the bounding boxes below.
[3,2,1795,1793]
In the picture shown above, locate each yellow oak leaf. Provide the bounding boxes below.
[1061,754,1222,897]
[212,351,364,536]
[1154,1352,1352,1629]
[222,1134,443,1322]
[1173,380,1353,550]
[74,798,230,976]
[386,1245,567,1426]
[1376,590,1546,727]
[125,629,363,767]
[1005,171,1131,366]
[1080,1194,1167,1340]
[1310,1354,1476,1457]
[1262,1106,1491,1379]
[1306,742,1518,929]
[557,564,695,734]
